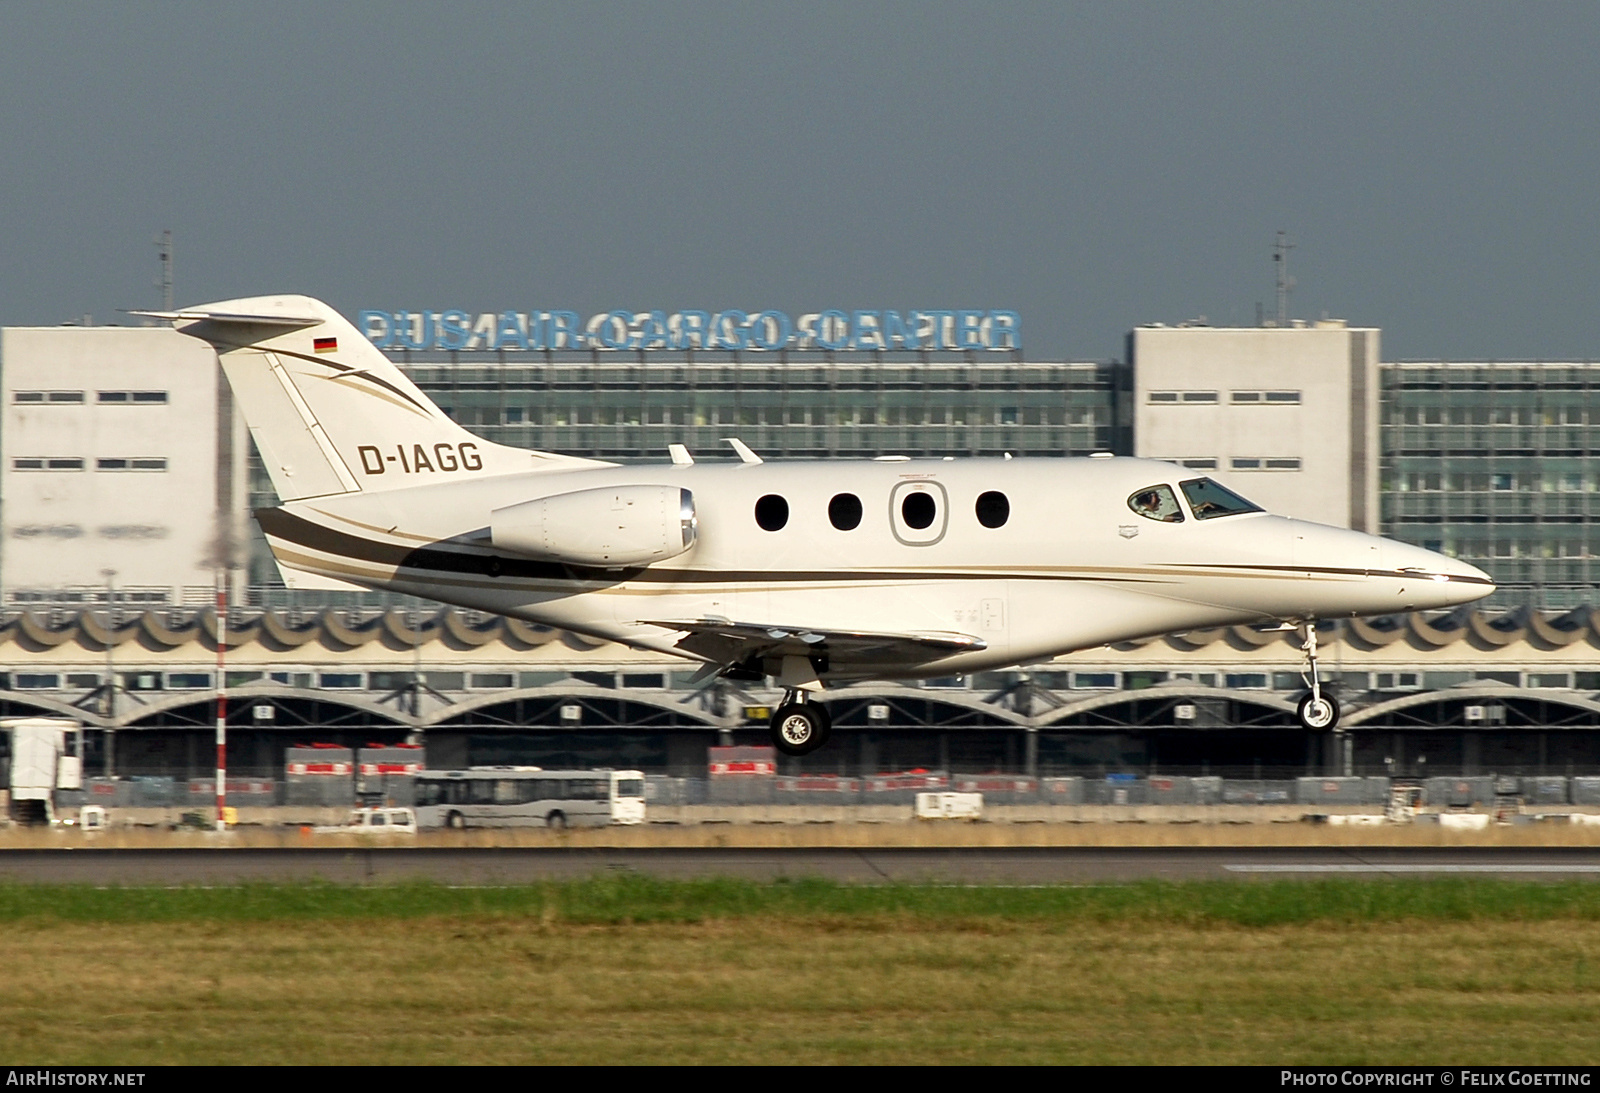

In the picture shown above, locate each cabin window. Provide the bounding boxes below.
[901,491,937,530]
[828,493,863,531]
[1179,478,1263,520]
[755,494,789,531]
[975,491,1010,528]
[1127,485,1184,523]
[889,481,949,545]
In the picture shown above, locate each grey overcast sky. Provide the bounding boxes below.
[1,1,1597,361]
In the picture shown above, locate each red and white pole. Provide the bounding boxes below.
[215,568,227,828]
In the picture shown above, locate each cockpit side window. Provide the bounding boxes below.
[1128,484,1184,523]
[1179,477,1263,519]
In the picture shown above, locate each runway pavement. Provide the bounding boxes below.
[1,845,1599,885]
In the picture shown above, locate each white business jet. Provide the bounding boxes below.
[143,295,1494,755]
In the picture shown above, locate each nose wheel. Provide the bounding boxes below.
[1296,621,1341,730]
[769,690,832,756]
[1297,691,1340,730]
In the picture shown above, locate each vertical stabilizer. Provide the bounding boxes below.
[153,295,606,502]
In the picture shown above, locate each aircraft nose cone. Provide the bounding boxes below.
[1383,540,1495,607]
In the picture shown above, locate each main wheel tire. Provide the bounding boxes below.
[546,811,567,830]
[769,703,828,756]
[1297,692,1340,730]
[812,702,833,737]
[446,811,466,830]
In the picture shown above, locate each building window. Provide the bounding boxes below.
[13,391,84,404]
[1231,457,1302,471]
[1157,457,1217,470]
[97,391,169,404]
[95,458,168,472]
[12,457,84,471]
[1148,391,1218,405]
[1231,390,1301,405]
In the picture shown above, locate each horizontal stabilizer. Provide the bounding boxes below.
[126,308,321,327]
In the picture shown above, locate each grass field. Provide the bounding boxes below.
[1,878,1599,1064]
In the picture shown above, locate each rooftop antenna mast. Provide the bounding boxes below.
[1273,230,1295,326]
[155,230,174,313]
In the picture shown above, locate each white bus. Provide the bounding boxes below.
[414,768,646,829]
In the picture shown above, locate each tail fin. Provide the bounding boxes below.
[149,294,607,502]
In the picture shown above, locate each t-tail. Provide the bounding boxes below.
[142,294,607,503]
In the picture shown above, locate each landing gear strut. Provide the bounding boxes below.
[1296,621,1340,730]
[769,689,832,756]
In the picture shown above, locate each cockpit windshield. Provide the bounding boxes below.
[1179,478,1263,520]
[1127,484,1184,523]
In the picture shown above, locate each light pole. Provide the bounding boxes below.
[214,564,230,828]
[100,568,116,776]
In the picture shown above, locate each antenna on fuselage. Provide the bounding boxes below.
[721,438,763,465]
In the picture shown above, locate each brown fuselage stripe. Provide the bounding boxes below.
[257,508,1488,591]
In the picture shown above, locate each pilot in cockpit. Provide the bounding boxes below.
[1129,484,1185,523]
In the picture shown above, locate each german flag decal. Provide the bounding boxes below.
[313,336,338,354]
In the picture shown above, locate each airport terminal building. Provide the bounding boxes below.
[0,313,1598,780]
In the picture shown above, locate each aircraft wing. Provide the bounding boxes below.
[641,617,986,675]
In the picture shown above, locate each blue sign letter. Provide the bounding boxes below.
[988,310,1021,350]
[547,311,581,350]
[850,311,886,351]
[359,311,393,348]
[747,310,792,350]
[437,310,471,350]
[816,310,849,351]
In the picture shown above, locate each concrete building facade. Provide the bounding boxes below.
[0,327,248,609]
[1128,322,1380,532]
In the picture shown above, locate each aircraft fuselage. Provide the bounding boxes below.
[260,454,1492,680]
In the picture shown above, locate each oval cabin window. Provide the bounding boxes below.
[829,493,863,531]
[901,491,937,530]
[975,491,1009,528]
[754,494,789,531]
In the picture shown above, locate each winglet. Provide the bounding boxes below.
[721,438,763,464]
[668,443,694,466]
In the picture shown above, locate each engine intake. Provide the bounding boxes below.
[490,485,696,567]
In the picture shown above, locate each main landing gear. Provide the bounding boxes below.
[1296,620,1340,730]
[769,690,832,757]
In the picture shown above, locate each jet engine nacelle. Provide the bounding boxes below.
[490,485,696,567]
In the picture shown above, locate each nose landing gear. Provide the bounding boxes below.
[1296,621,1341,730]
[769,689,832,756]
